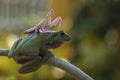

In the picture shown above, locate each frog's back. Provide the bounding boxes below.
[18,32,51,56]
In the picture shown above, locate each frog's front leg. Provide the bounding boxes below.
[8,38,22,58]
[18,56,43,74]
[39,46,54,64]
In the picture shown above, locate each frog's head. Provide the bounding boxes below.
[46,30,71,49]
[53,30,71,42]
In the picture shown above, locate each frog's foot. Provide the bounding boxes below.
[40,51,54,64]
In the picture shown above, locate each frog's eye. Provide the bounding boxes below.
[60,32,65,36]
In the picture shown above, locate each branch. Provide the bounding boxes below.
[0,49,9,56]
[0,49,94,80]
[46,57,93,80]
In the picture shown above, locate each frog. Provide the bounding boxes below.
[8,9,71,74]
[8,30,71,74]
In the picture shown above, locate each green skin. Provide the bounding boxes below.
[8,30,71,74]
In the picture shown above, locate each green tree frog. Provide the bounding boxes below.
[8,10,71,74]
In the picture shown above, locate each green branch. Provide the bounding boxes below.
[0,49,10,56]
[46,57,94,80]
[0,49,94,80]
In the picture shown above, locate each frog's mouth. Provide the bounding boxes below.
[47,41,63,49]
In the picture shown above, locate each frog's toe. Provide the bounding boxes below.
[42,51,54,64]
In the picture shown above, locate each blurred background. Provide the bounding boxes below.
[0,0,120,80]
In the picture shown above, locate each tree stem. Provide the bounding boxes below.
[46,57,94,80]
[0,49,9,56]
